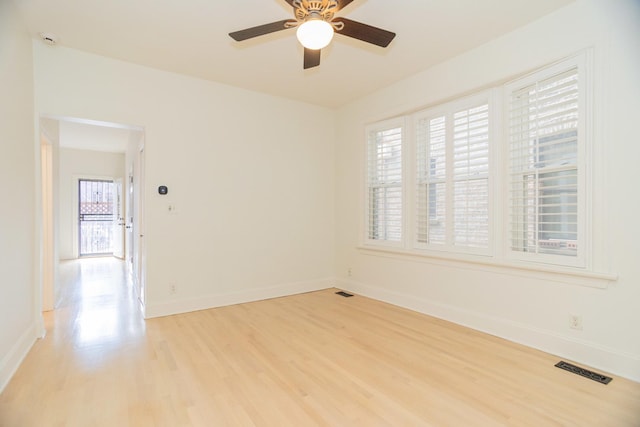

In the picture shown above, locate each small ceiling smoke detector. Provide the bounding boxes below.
[39,32,58,46]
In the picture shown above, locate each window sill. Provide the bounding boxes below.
[356,245,617,289]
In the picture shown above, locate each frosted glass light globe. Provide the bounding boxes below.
[296,20,334,50]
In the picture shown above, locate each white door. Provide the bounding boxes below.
[126,173,134,271]
[112,178,125,259]
[137,147,146,306]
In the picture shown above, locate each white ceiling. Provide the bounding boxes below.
[58,119,137,153]
[15,0,575,108]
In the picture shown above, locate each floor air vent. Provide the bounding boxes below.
[555,361,612,384]
[335,291,354,298]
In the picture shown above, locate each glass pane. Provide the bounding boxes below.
[79,179,115,255]
[369,186,402,241]
[453,178,489,248]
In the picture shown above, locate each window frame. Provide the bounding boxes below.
[360,50,596,275]
[503,53,591,269]
[364,117,407,248]
[412,90,495,257]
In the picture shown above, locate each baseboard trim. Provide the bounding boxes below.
[337,278,640,383]
[0,322,39,393]
[145,277,335,319]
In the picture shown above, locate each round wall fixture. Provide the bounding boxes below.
[39,32,58,46]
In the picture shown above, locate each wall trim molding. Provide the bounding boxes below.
[0,323,39,393]
[145,277,335,319]
[336,278,640,383]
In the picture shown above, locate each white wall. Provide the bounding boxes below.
[58,148,126,260]
[34,44,336,317]
[0,0,38,391]
[335,0,640,381]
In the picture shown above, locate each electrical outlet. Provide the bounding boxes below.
[570,314,583,330]
[169,284,177,295]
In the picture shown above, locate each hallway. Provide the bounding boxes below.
[0,257,149,426]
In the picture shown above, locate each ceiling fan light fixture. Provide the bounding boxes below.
[228,0,396,69]
[296,19,334,50]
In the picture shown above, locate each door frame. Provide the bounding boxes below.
[72,175,121,259]
[113,177,125,259]
[134,145,146,309]
[36,115,146,322]
[40,135,55,312]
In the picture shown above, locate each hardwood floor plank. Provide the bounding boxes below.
[1,258,639,426]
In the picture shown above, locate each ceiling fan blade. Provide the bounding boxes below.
[333,18,396,48]
[336,0,355,11]
[304,48,321,69]
[229,19,296,41]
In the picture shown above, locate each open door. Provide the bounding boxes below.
[136,147,146,306]
[112,178,124,259]
[126,173,134,272]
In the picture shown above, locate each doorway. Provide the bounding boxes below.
[78,179,116,256]
[38,116,146,315]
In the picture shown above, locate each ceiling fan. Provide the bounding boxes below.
[229,0,396,69]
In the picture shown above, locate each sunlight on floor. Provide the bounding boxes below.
[55,257,145,362]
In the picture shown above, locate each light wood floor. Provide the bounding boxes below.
[1,258,639,426]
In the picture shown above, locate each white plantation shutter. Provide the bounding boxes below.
[416,115,446,246]
[363,53,593,272]
[453,104,490,249]
[507,60,584,262]
[367,121,404,243]
[415,95,491,253]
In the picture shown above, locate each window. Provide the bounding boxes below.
[416,115,446,245]
[366,119,404,245]
[415,95,491,254]
[506,54,588,267]
[363,51,592,271]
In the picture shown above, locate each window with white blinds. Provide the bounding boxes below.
[366,120,404,244]
[363,51,592,271]
[415,96,491,254]
[506,55,586,265]
[452,104,490,250]
[416,115,446,246]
